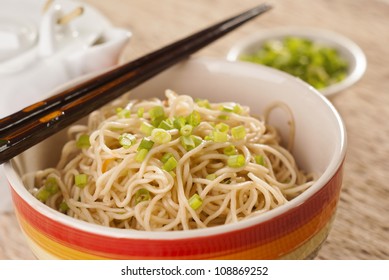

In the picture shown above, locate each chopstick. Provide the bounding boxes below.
[0,3,271,136]
[0,3,272,164]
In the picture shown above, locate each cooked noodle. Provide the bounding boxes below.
[27,90,316,231]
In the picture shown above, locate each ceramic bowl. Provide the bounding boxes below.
[4,57,346,259]
[227,26,367,98]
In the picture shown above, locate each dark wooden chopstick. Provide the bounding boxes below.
[0,3,272,164]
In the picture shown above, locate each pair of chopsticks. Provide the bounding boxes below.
[0,3,272,165]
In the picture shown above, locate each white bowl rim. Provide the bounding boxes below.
[226,26,367,98]
[4,57,347,241]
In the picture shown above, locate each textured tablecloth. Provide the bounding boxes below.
[1,0,389,259]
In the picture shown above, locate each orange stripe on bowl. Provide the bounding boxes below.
[11,164,343,259]
[15,196,336,260]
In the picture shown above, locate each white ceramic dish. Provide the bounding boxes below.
[226,26,367,98]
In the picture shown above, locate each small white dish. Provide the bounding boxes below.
[226,26,367,98]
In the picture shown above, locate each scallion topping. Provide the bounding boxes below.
[162,156,177,172]
[231,125,246,140]
[36,188,51,202]
[187,110,201,127]
[191,135,203,147]
[255,155,266,166]
[76,134,90,149]
[218,114,229,120]
[161,152,174,163]
[59,201,69,213]
[45,177,59,194]
[151,128,171,144]
[206,174,216,180]
[181,135,195,151]
[140,122,155,136]
[235,105,243,114]
[117,108,131,118]
[215,123,229,133]
[180,124,193,136]
[149,106,165,127]
[195,98,211,108]
[220,105,234,112]
[188,193,203,210]
[212,131,228,143]
[149,106,165,119]
[227,154,246,168]
[138,138,154,151]
[135,148,148,163]
[137,107,144,118]
[135,188,150,204]
[173,116,186,130]
[75,174,88,188]
[223,145,237,155]
[119,133,136,149]
[158,120,173,130]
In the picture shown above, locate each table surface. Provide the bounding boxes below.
[1,0,389,260]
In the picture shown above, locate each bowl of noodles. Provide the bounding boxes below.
[4,57,346,259]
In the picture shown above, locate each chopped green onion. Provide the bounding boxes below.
[223,145,237,155]
[215,123,229,133]
[119,133,136,149]
[213,131,228,143]
[158,120,173,130]
[162,156,177,172]
[135,148,148,163]
[135,188,150,204]
[233,104,243,114]
[204,135,213,141]
[138,138,154,151]
[181,135,195,151]
[151,116,165,127]
[45,177,59,194]
[36,188,51,202]
[140,122,155,136]
[115,107,123,113]
[218,114,229,120]
[76,134,90,149]
[117,108,131,118]
[161,152,174,163]
[59,201,69,212]
[137,107,144,118]
[227,154,246,168]
[169,171,176,178]
[188,193,203,210]
[75,174,88,188]
[149,106,166,127]
[231,125,246,140]
[191,135,203,147]
[195,98,211,108]
[255,155,266,166]
[149,106,165,119]
[151,128,171,144]
[187,110,201,127]
[220,105,234,112]
[180,124,193,136]
[173,116,186,130]
[206,174,216,180]
[239,37,348,90]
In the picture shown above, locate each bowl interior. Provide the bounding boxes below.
[6,57,346,238]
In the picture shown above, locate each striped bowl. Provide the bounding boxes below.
[4,57,346,259]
